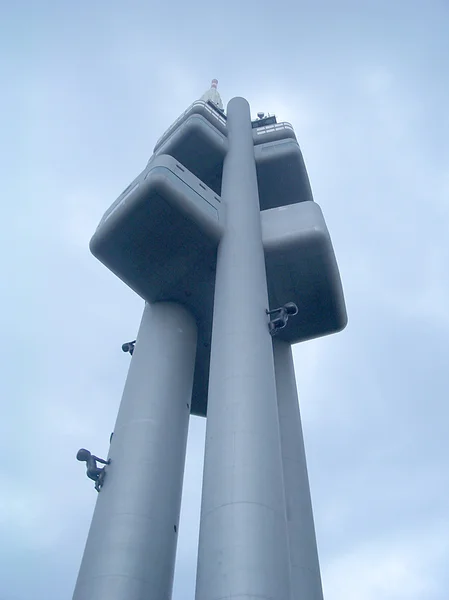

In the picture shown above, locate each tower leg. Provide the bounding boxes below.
[73,302,197,600]
[195,98,291,600]
[273,339,324,600]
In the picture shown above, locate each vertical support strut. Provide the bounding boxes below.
[273,339,324,600]
[195,97,291,600]
[73,302,197,600]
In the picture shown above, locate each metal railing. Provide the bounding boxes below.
[254,122,294,136]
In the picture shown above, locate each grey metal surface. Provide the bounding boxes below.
[262,201,347,342]
[155,114,228,195]
[273,339,324,600]
[73,302,197,600]
[255,138,313,210]
[194,97,291,600]
[94,154,223,242]
[90,157,346,417]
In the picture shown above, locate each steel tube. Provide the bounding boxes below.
[195,97,291,600]
[73,302,197,600]
[273,339,323,600]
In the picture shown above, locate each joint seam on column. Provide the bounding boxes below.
[208,594,276,600]
[202,500,285,520]
[100,511,177,523]
[76,572,154,586]
[113,418,164,432]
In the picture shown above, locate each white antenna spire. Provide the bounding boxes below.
[200,78,224,111]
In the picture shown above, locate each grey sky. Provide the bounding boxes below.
[1,1,448,598]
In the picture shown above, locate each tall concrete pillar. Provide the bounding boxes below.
[273,339,324,600]
[73,302,197,600]
[195,97,291,600]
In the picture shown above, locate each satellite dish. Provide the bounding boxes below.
[257,112,265,119]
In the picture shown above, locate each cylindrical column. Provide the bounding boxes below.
[73,302,197,600]
[195,97,291,600]
[273,339,324,600]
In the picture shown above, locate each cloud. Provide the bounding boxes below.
[323,521,449,600]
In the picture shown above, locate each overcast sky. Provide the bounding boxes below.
[1,1,448,599]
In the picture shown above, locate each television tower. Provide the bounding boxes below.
[73,80,347,600]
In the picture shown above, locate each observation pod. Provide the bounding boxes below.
[91,145,346,417]
[153,99,309,209]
